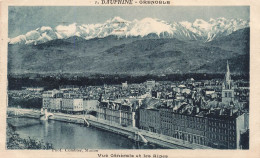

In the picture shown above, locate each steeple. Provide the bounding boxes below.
[225,60,231,82]
[222,60,234,104]
[223,60,232,89]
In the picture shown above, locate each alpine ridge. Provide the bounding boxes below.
[8,28,249,75]
[9,17,249,45]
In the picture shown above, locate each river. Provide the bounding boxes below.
[7,117,165,149]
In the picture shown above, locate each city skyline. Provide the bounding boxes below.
[7,60,250,149]
[6,5,250,151]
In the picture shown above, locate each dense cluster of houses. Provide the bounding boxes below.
[40,61,249,149]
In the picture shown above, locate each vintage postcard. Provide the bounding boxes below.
[0,0,260,158]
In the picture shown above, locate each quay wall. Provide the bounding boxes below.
[7,108,211,149]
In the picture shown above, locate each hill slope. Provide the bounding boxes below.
[8,28,249,75]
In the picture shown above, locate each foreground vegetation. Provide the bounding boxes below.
[6,123,53,149]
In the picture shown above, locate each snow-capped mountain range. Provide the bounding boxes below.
[9,17,249,45]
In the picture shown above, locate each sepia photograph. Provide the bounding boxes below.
[5,6,250,151]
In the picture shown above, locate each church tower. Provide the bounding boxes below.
[222,61,234,104]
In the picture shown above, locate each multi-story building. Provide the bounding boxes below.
[160,105,208,145]
[49,98,62,112]
[146,80,156,91]
[139,103,248,149]
[122,81,128,89]
[121,104,135,127]
[42,89,59,98]
[83,99,99,112]
[42,90,84,114]
[42,97,51,110]
[42,91,63,112]
[206,111,235,149]
[61,98,84,114]
[97,100,136,127]
[206,110,248,149]
[139,108,161,133]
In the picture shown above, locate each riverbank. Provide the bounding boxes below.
[7,108,212,149]
[6,123,53,149]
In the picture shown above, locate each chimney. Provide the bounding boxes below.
[220,108,223,115]
[230,109,233,116]
[167,100,170,107]
[196,107,200,114]
[138,99,142,107]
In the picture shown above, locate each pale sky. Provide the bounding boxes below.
[8,6,249,38]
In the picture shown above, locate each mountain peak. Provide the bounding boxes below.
[8,27,249,75]
[110,16,127,22]
[140,17,159,23]
[193,19,211,31]
[194,19,207,24]
[40,26,53,31]
[9,17,249,45]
